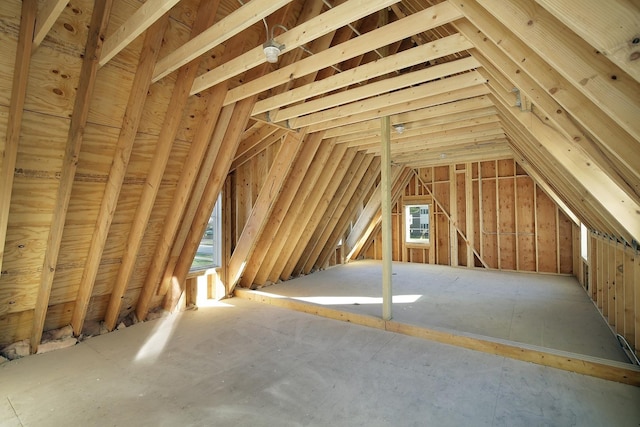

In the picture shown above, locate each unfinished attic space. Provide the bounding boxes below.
[1,0,640,424]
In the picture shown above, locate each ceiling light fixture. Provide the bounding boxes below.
[263,24,287,63]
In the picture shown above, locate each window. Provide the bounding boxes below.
[190,193,222,271]
[580,223,588,261]
[405,204,430,244]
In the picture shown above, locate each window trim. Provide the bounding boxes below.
[403,198,431,246]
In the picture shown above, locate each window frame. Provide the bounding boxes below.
[403,197,431,246]
[190,193,222,272]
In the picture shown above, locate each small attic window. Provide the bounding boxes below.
[405,204,430,244]
[190,193,222,271]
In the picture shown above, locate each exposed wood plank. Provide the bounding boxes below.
[33,0,69,48]
[191,0,398,96]
[32,0,113,351]
[262,142,347,285]
[226,131,307,294]
[534,0,640,84]
[252,34,474,116]
[106,0,220,326]
[239,132,326,288]
[288,71,487,129]
[278,148,359,281]
[471,0,640,144]
[457,19,640,202]
[311,157,381,273]
[0,0,36,278]
[152,0,293,82]
[229,129,287,172]
[77,16,168,333]
[308,88,491,133]
[99,0,182,66]
[381,116,393,320]
[131,36,246,326]
[269,57,481,123]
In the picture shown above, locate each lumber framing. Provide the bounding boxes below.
[0,0,36,278]
[33,0,69,48]
[33,0,113,350]
[104,0,220,328]
[191,0,402,96]
[78,16,169,333]
[99,0,182,66]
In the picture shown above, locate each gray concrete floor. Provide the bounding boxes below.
[1,293,639,426]
[264,260,629,362]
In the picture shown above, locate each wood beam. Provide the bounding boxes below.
[308,87,491,133]
[99,0,182,66]
[399,144,513,169]
[103,0,219,328]
[33,0,69,48]
[454,17,640,202]
[0,0,36,278]
[267,57,481,124]
[534,0,640,84]
[277,148,359,281]
[311,157,381,273]
[381,116,392,320]
[77,16,169,333]
[152,0,293,82]
[226,131,308,294]
[239,133,328,288]
[252,33,473,116]
[466,0,640,144]
[191,0,402,96]
[262,142,347,285]
[34,0,113,349]
[288,71,487,129]
[229,128,287,172]
[133,36,245,325]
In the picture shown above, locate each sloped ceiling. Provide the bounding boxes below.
[0,0,638,352]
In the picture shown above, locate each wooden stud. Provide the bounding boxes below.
[381,116,392,320]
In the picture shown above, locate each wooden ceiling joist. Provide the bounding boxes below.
[400,143,513,168]
[33,0,69,48]
[266,56,481,124]
[99,0,181,66]
[191,0,402,96]
[152,0,294,82]
[305,84,490,133]
[286,71,487,129]
[251,33,474,116]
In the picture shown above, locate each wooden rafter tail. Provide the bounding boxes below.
[32,0,114,352]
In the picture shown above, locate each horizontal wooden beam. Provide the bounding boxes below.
[33,0,69,48]
[191,0,401,95]
[252,33,474,115]
[152,0,293,81]
[268,56,481,123]
[99,0,179,66]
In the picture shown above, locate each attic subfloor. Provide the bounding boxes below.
[1,295,639,426]
[255,260,629,363]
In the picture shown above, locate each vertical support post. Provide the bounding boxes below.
[381,116,392,321]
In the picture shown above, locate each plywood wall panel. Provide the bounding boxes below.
[65,181,107,226]
[7,177,57,226]
[0,271,39,315]
[558,212,573,274]
[15,111,67,173]
[76,123,120,175]
[0,310,32,348]
[536,187,557,273]
[0,0,19,108]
